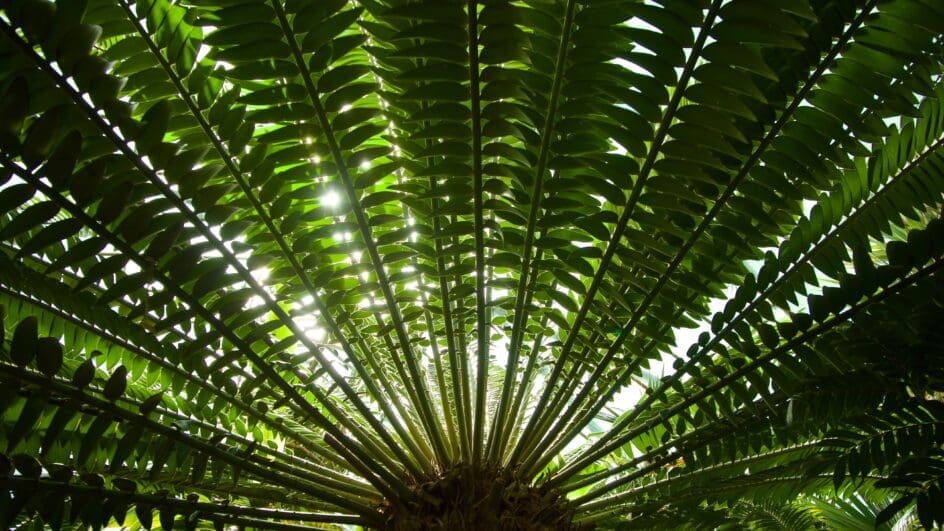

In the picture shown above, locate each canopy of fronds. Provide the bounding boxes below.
[1,0,944,529]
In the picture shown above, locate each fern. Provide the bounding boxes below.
[1,0,944,529]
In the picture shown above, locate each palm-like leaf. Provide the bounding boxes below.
[1,0,943,529]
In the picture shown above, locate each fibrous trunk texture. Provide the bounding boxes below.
[385,466,589,530]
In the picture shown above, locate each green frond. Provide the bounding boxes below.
[1,0,943,529]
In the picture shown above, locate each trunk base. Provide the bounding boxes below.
[383,465,589,530]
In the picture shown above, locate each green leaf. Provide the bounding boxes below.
[11,454,42,478]
[135,100,171,155]
[135,504,153,531]
[103,365,128,401]
[95,181,134,225]
[21,110,61,167]
[69,159,107,206]
[56,23,102,73]
[15,218,83,259]
[40,401,79,455]
[0,201,60,242]
[0,77,30,141]
[139,392,163,415]
[71,359,96,389]
[110,426,144,473]
[300,8,364,54]
[159,507,176,531]
[318,65,371,94]
[6,393,45,452]
[76,414,113,467]
[0,183,34,215]
[216,39,289,62]
[488,252,521,268]
[10,316,39,366]
[35,337,63,377]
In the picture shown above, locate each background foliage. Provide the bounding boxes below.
[1,0,943,529]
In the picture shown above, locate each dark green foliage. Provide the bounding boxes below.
[0,0,943,529]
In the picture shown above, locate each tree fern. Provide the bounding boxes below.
[1,0,944,529]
